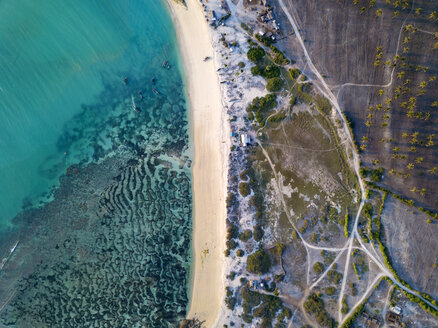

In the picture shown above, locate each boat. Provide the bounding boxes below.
[162,61,168,68]
[131,95,141,113]
[152,87,160,95]
[0,241,19,271]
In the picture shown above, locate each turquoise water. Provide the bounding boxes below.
[0,0,179,227]
[0,0,193,326]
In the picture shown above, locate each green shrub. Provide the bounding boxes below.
[325,286,336,296]
[255,33,272,46]
[288,68,301,79]
[363,202,373,219]
[238,61,245,68]
[251,65,263,76]
[304,294,335,327]
[370,167,384,182]
[270,45,290,65]
[247,46,265,62]
[247,94,277,125]
[313,262,324,275]
[236,249,244,257]
[239,182,251,197]
[266,77,284,92]
[254,224,264,241]
[262,65,280,78]
[226,239,237,250]
[247,249,271,274]
[239,229,253,242]
[227,223,239,240]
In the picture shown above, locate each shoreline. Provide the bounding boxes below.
[166,0,229,326]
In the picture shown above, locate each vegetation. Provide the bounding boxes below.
[266,77,284,92]
[247,46,265,63]
[247,94,278,126]
[239,229,253,242]
[254,224,264,241]
[344,211,350,238]
[313,261,324,275]
[288,68,301,80]
[325,286,336,296]
[304,293,335,327]
[239,182,251,197]
[251,64,280,79]
[225,286,236,310]
[241,286,291,326]
[270,45,290,65]
[340,300,366,328]
[247,249,271,274]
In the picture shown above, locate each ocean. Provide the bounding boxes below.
[0,0,192,326]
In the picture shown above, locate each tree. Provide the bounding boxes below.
[247,249,271,274]
[266,77,284,92]
[239,182,251,197]
[313,262,324,274]
[247,46,265,62]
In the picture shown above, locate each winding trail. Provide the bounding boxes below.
[276,0,438,325]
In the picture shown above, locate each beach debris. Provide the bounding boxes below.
[203,56,211,61]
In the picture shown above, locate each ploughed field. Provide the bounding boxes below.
[274,0,438,212]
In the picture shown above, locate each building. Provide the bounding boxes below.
[386,311,402,327]
[391,305,402,315]
[241,134,250,147]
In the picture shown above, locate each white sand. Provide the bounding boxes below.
[166,0,228,326]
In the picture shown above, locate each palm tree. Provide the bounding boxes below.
[411,187,418,192]
[428,167,438,175]
[420,188,426,196]
[416,157,424,164]
[407,163,414,170]
[376,9,383,16]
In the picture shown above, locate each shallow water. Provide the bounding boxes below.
[0,0,192,326]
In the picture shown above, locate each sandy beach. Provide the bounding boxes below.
[167,0,228,326]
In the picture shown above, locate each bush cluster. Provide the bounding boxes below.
[247,46,265,62]
[304,293,335,328]
[247,249,271,274]
[247,94,277,126]
[266,77,284,92]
